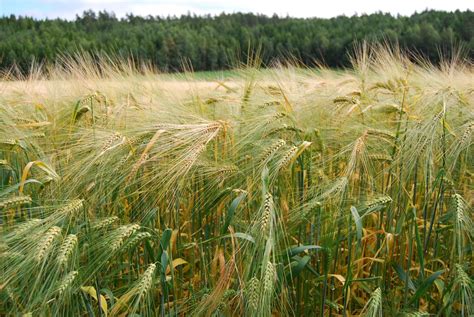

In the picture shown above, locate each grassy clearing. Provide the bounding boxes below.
[0,46,473,316]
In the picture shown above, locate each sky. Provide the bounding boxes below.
[0,0,473,20]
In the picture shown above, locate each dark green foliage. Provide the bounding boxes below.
[0,10,473,73]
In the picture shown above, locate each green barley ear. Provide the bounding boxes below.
[91,216,119,230]
[366,128,395,141]
[215,289,237,313]
[369,153,392,162]
[451,194,473,262]
[11,218,43,236]
[360,287,382,317]
[260,261,276,316]
[110,224,140,252]
[458,121,473,148]
[100,131,123,153]
[370,79,398,93]
[124,232,152,249]
[401,311,429,317]
[111,263,156,316]
[215,164,239,179]
[333,96,354,104]
[56,271,78,295]
[263,261,276,295]
[0,138,17,147]
[0,195,32,210]
[261,193,274,234]
[364,195,392,213]
[245,276,260,313]
[35,226,62,262]
[57,234,78,267]
[311,128,324,152]
[452,194,473,234]
[136,263,156,300]
[265,112,287,124]
[57,199,84,216]
[278,146,298,169]
[259,139,286,163]
[452,264,473,316]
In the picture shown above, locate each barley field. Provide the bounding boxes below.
[1,47,472,316]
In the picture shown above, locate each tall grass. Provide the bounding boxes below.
[1,46,472,316]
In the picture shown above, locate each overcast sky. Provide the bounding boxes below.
[1,0,473,19]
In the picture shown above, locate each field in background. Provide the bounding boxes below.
[1,46,472,316]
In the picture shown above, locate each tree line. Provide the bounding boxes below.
[0,10,473,72]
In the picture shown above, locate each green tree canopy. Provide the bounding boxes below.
[0,10,472,72]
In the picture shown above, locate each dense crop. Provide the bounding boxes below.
[1,46,472,316]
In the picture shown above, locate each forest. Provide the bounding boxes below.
[0,10,473,72]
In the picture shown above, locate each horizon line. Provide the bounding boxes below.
[1,8,472,21]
